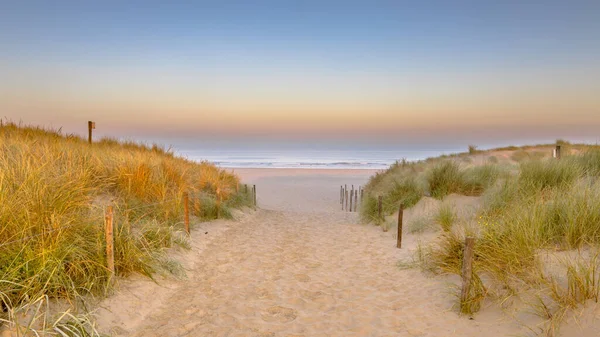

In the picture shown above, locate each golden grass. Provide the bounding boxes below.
[0,122,252,333]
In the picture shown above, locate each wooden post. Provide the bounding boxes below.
[245,184,248,194]
[105,206,114,277]
[340,186,343,204]
[354,190,358,212]
[378,196,383,219]
[555,145,561,159]
[397,205,403,248]
[360,188,363,203]
[345,190,348,211]
[88,121,95,144]
[349,188,353,212]
[460,237,476,313]
[253,185,257,207]
[183,192,190,234]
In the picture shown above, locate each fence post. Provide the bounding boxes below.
[183,192,190,234]
[253,185,257,207]
[349,188,353,212]
[88,121,95,144]
[555,145,561,159]
[345,190,349,211]
[340,186,343,205]
[105,205,114,277]
[397,205,403,248]
[354,190,358,212]
[245,184,248,194]
[460,237,476,313]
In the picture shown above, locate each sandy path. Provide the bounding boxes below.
[121,208,522,337]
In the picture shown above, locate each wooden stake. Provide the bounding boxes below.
[340,186,343,204]
[245,184,248,194]
[349,188,353,212]
[105,206,114,277]
[345,190,348,211]
[556,145,561,159]
[354,190,358,212]
[397,205,403,248]
[88,121,95,144]
[183,192,190,234]
[460,237,476,313]
[253,185,257,207]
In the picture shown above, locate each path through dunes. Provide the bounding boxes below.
[117,208,523,337]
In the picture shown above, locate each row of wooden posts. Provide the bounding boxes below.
[104,185,257,277]
[340,185,363,212]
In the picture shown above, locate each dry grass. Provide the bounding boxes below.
[0,122,252,333]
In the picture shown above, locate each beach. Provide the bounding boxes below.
[233,168,379,213]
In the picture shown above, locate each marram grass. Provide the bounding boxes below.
[0,122,252,331]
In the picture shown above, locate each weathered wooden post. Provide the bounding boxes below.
[555,145,561,159]
[105,205,114,277]
[354,190,358,212]
[397,204,404,248]
[345,190,349,211]
[349,188,353,212]
[340,186,343,204]
[183,192,190,234]
[460,237,476,313]
[245,184,248,194]
[253,185,257,207]
[88,121,95,144]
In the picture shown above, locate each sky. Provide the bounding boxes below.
[1,1,599,150]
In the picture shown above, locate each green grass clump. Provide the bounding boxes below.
[577,149,600,176]
[518,159,582,192]
[426,162,499,199]
[435,204,456,232]
[427,161,465,199]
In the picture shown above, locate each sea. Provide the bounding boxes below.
[177,146,459,170]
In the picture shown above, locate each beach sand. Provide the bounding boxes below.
[94,168,598,336]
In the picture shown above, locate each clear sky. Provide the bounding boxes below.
[1,1,599,149]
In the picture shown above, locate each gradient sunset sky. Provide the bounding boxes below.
[1,1,599,149]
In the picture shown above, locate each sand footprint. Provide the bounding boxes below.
[261,306,298,323]
[294,274,311,282]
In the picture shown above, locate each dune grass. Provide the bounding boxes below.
[364,143,600,330]
[0,122,252,332]
[420,150,600,326]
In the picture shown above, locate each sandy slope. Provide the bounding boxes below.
[95,168,597,336]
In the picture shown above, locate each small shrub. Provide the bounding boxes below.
[468,145,479,155]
